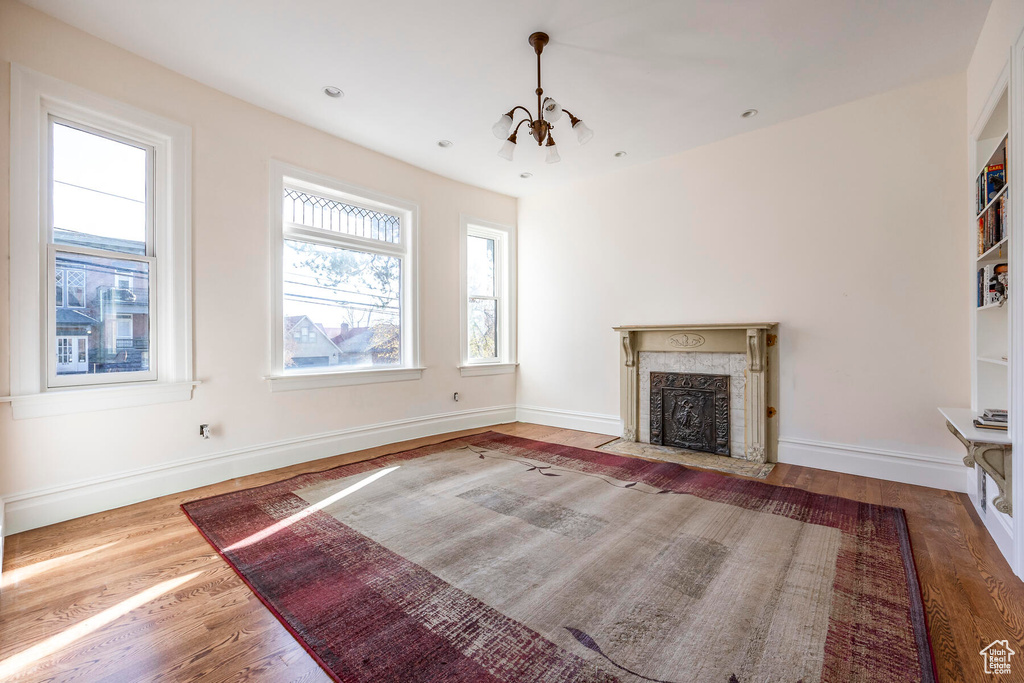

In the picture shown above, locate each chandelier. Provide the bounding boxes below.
[491,32,593,164]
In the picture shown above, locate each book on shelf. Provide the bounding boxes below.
[973,419,1008,431]
[977,171,986,214]
[978,262,1008,306]
[983,408,1008,418]
[977,196,1008,255]
[986,163,1005,202]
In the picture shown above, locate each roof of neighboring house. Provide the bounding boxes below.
[331,326,369,345]
[56,308,99,326]
[53,228,146,255]
[334,328,374,354]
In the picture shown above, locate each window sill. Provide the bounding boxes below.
[265,367,426,392]
[459,363,518,377]
[1,380,200,419]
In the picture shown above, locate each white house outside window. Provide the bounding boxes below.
[268,162,420,391]
[460,217,516,376]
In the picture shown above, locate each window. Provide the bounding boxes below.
[460,217,516,376]
[269,162,420,390]
[47,121,155,386]
[115,272,134,293]
[65,268,86,308]
[55,269,65,308]
[7,66,193,418]
[116,314,134,349]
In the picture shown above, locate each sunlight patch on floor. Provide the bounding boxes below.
[0,571,200,680]
[224,466,400,552]
[1,542,119,589]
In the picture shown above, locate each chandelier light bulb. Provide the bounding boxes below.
[572,118,594,145]
[497,133,517,161]
[492,114,513,140]
[542,97,563,123]
[544,134,560,164]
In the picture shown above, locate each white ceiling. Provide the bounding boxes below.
[23,0,991,198]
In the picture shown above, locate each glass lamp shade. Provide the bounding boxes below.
[497,137,517,161]
[542,98,563,123]
[492,115,513,139]
[573,119,594,145]
[545,142,561,164]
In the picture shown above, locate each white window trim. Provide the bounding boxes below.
[4,65,195,419]
[266,161,421,392]
[459,216,517,377]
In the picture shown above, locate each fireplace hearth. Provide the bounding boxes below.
[650,372,730,455]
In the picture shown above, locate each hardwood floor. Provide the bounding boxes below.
[1,423,1021,682]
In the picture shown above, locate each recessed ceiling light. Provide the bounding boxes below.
[741,109,758,118]
[437,140,453,148]
[323,86,344,98]
[614,151,627,158]
[520,172,533,179]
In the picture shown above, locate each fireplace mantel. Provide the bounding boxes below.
[614,323,779,463]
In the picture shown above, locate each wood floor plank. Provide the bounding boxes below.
[1,422,1020,682]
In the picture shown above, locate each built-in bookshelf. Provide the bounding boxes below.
[941,83,1013,562]
[974,90,1010,416]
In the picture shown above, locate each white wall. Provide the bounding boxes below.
[517,72,971,478]
[0,0,517,533]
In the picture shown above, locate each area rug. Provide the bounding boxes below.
[182,431,935,683]
[596,438,775,479]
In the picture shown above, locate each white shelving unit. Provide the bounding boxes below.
[942,81,1014,563]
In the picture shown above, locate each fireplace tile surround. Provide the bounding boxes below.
[615,323,779,463]
[640,353,745,456]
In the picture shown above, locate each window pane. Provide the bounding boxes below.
[55,269,65,308]
[283,188,401,244]
[469,298,497,360]
[467,235,495,297]
[54,252,150,376]
[52,122,147,255]
[283,239,402,370]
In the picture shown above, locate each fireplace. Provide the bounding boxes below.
[614,323,779,463]
[650,372,730,455]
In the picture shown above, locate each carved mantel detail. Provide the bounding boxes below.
[614,323,778,464]
[667,333,705,349]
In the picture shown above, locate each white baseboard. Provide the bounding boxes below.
[515,405,622,436]
[966,468,1015,563]
[2,404,974,537]
[777,436,968,492]
[2,405,516,536]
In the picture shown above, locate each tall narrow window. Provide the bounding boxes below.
[269,163,420,390]
[467,235,498,360]
[47,120,155,386]
[460,218,516,375]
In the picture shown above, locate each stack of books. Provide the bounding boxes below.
[974,408,1008,431]
[978,262,1009,307]
[977,193,1008,255]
